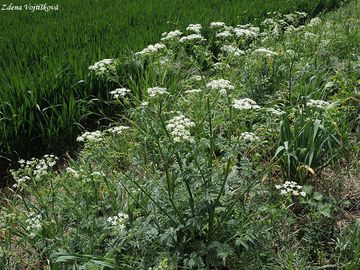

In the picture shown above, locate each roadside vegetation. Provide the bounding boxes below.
[1,0,360,269]
[0,0,346,182]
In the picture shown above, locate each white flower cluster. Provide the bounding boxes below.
[12,175,30,189]
[308,17,322,27]
[166,114,195,143]
[105,125,130,135]
[262,17,285,38]
[12,155,59,187]
[65,167,104,180]
[77,130,103,143]
[161,30,183,41]
[275,181,306,197]
[306,99,330,109]
[239,132,260,142]
[88,59,116,77]
[77,126,129,144]
[32,155,58,178]
[25,213,42,238]
[91,171,105,177]
[206,79,234,94]
[266,107,285,116]
[233,25,260,39]
[135,43,166,57]
[186,23,202,33]
[210,21,226,29]
[184,88,202,94]
[216,30,233,39]
[110,88,131,99]
[179,34,206,43]
[66,167,80,178]
[262,11,307,37]
[190,75,202,82]
[253,48,278,57]
[147,87,169,98]
[159,56,170,66]
[107,212,128,232]
[232,98,260,110]
[285,24,305,34]
[220,45,245,57]
[214,24,259,40]
[213,62,231,71]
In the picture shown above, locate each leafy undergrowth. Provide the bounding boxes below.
[1,1,360,269]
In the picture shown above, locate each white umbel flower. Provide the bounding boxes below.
[232,98,260,110]
[190,75,202,81]
[210,21,226,29]
[166,114,195,143]
[88,59,116,77]
[233,27,259,39]
[11,155,59,185]
[220,45,245,57]
[186,23,202,33]
[66,167,80,178]
[266,107,285,116]
[253,48,278,57]
[135,43,166,56]
[25,213,42,239]
[147,87,169,97]
[77,130,103,143]
[306,99,330,109]
[184,88,202,94]
[239,132,260,142]
[161,30,183,41]
[216,31,233,38]
[179,34,206,43]
[206,79,234,93]
[107,212,129,233]
[308,17,321,27]
[106,125,130,135]
[91,171,105,177]
[110,88,131,99]
[276,181,307,197]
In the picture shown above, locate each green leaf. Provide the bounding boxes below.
[317,203,332,218]
[313,192,323,201]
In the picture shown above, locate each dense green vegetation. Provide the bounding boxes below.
[0,0,346,182]
[1,0,359,268]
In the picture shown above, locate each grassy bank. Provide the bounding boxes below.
[1,0,359,268]
[0,0,346,182]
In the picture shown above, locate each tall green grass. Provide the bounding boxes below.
[0,0,346,181]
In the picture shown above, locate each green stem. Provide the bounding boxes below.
[207,158,232,246]
[207,96,214,174]
[155,138,186,225]
[122,172,178,226]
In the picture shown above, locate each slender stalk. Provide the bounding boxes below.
[122,172,178,226]
[155,138,186,225]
